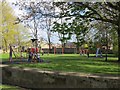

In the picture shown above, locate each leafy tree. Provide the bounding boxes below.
[44,2,55,54]
[1,1,18,52]
[51,2,72,54]
[74,2,120,61]
[15,24,31,52]
[53,2,120,61]
[71,18,89,53]
[14,1,56,54]
[52,22,71,54]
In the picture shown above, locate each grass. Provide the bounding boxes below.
[0,53,9,60]
[1,53,120,75]
[0,84,25,90]
[0,52,27,61]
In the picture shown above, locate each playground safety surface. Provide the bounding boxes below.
[1,59,51,64]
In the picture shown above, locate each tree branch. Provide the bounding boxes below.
[106,2,119,11]
[91,16,118,25]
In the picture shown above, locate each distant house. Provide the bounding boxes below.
[38,41,80,54]
[50,42,76,48]
[53,43,62,48]
[41,43,50,49]
[65,42,76,48]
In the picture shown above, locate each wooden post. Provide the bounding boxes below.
[62,47,64,54]
[54,46,56,55]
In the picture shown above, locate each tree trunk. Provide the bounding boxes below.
[48,34,51,54]
[76,39,79,54]
[118,30,120,62]
[62,43,65,54]
[4,38,7,52]
[76,45,79,54]
[47,18,51,54]
[105,31,108,61]
[118,12,120,62]
[62,46,64,54]
[105,45,108,61]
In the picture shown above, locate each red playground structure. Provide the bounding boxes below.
[30,48,39,53]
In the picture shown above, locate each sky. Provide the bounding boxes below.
[6,0,102,45]
[5,0,116,45]
[7,0,61,44]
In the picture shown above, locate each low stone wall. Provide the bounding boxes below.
[2,65,120,88]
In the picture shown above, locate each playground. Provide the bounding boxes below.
[1,33,120,89]
[1,53,119,75]
[1,1,120,89]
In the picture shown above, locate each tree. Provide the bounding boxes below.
[15,24,31,52]
[44,2,54,54]
[71,17,89,53]
[50,3,71,47]
[14,1,43,55]
[74,2,120,61]
[92,21,115,61]
[52,22,71,54]
[14,1,57,55]
[53,2,120,61]
[1,1,18,52]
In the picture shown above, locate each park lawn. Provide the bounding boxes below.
[0,84,24,90]
[7,54,119,75]
[0,52,27,61]
[0,53,9,60]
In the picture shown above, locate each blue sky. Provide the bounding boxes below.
[7,0,62,44]
[6,0,101,45]
[7,0,93,45]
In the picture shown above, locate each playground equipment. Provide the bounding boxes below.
[10,45,28,59]
[28,39,41,62]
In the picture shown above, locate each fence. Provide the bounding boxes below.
[42,48,113,54]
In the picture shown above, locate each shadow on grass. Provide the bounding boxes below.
[1,54,119,75]
[1,59,28,64]
[43,55,119,64]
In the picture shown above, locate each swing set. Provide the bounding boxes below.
[8,38,41,63]
[9,45,27,61]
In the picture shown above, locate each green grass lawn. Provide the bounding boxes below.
[0,84,26,90]
[0,52,27,61]
[1,53,120,75]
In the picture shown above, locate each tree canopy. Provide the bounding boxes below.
[13,1,120,61]
[1,1,30,51]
